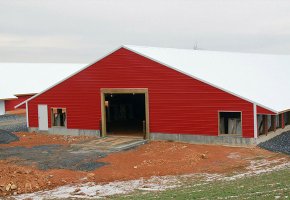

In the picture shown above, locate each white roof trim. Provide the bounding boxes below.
[122,45,278,114]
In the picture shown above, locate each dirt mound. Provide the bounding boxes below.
[91,141,278,183]
[1,132,95,148]
[0,160,87,197]
[0,129,19,144]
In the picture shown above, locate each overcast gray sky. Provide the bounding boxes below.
[1,0,290,63]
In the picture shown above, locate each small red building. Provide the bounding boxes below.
[4,94,35,112]
[0,94,35,115]
[17,46,290,145]
[0,63,85,115]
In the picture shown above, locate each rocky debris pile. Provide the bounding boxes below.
[258,131,290,155]
[0,129,19,144]
[1,182,18,195]
[0,160,89,197]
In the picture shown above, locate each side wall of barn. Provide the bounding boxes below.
[27,48,255,140]
[257,105,276,115]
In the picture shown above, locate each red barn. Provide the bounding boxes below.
[17,46,290,145]
[4,94,35,113]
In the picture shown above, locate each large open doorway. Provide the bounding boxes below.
[101,89,149,139]
[219,111,242,135]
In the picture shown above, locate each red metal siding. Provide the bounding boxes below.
[5,95,33,111]
[28,48,255,138]
[257,105,276,115]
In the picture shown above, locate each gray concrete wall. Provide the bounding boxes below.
[0,100,5,115]
[29,127,100,137]
[28,125,290,146]
[150,132,255,146]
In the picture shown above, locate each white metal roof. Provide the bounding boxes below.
[16,46,290,113]
[124,45,290,113]
[0,63,86,100]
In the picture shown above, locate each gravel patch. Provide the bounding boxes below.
[0,144,107,171]
[258,131,290,155]
[0,129,19,144]
[0,114,27,132]
[0,114,25,122]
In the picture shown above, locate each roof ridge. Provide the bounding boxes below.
[124,45,290,57]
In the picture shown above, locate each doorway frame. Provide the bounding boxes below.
[100,88,150,139]
[218,110,243,136]
[38,104,48,131]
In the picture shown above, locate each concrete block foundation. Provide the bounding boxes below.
[29,127,100,137]
[150,132,255,146]
[28,125,290,146]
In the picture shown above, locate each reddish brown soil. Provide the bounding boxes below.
[0,133,287,197]
[92,141,282,182]
[0,159,87,196]
[0,133,96,196]
[5,109,26,115]
[1,132,94,148]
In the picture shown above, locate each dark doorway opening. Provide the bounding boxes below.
[104,93,145,137]
[219,112,242,135]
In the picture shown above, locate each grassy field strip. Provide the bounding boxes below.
[114,168,290,200]
[169,178,289,199]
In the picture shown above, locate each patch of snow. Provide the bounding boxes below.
[227,152,241,159]
[222,158,290,181]
[15,176,181,200]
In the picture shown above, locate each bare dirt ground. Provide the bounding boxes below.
[0,132,289,198]
[91,141,287,182]
[5,109,26,115]
[1,132,94,147]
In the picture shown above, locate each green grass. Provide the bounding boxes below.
[111,169,290,200]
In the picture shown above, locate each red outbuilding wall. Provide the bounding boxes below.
[5,95,33,111]
[257,105,276,115]
[27,48,255,138]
